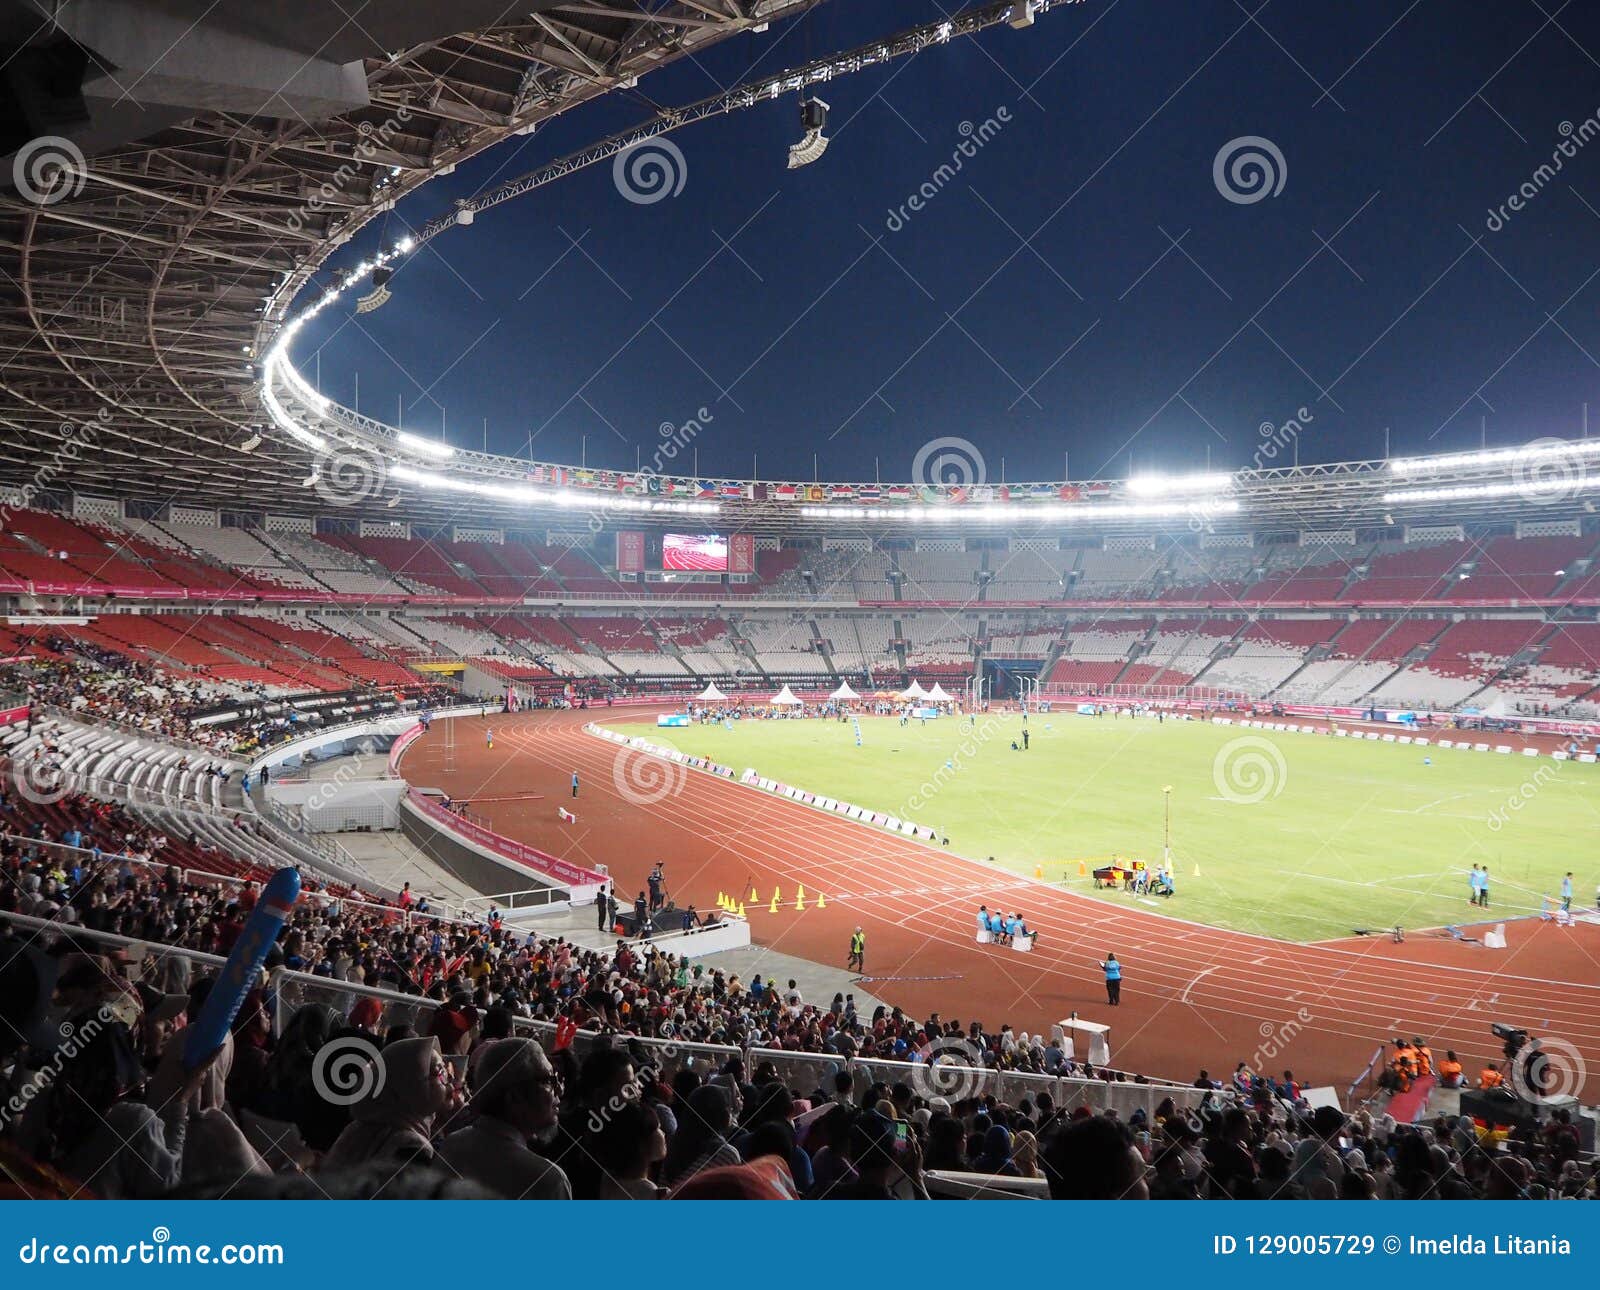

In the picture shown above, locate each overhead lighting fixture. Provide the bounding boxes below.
[798,499,1241,523]
[1390,439,1600,475]
[787,98,830,169]
[1124,471,1234,497]
[1383,480,1599,503]
[396,430,454,459]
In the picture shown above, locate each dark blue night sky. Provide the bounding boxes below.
[299,0,1600,484]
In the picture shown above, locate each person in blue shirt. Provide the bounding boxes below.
[1003,913,1020,944]
[1100,953,1122,1006]
[1561,872,1574,913]
[571,770,579,798]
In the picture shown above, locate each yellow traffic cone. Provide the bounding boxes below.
[1077,860,1087,877]
[749,884,759,902]
[817,892,827,909]
[717,891,727,911]
[1034,863,1043,879]
[768,890,780,913]
[1192,864,1201,878]
[738,901,747,918]
[796,890,807,911]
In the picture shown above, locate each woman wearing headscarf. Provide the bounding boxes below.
[322,1035,457,1176]
[972,1122,1019,1176]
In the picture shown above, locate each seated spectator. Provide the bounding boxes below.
[435,1038,569,1199]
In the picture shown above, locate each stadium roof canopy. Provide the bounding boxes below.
[0,0,824,511]
[1,0,1597,542]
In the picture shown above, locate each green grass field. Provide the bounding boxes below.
[608,712,1597,941]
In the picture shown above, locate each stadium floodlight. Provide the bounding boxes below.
[1124,471,1234,497]
[787,98,830,169]
[1390,439,1600,474]
[396,430,453,459]
[799,499,1241,523]
[1383,479,1600,503]
[260,380,326,452]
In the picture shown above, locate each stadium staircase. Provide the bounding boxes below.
[807,617,841,678]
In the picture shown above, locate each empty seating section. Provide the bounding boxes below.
[1498,624,1600,711]
[1443,534,1595,599]
[437,540,564,597]
[1160,545,1255,601]
[657,618,745,674]
[985,546,1072,601]
[897,549,981,601]
[1045,658,1125,686]
[258,531,411,596]
[1343,539,1468,602]
[323,535,487,597]
[156,523,324,591]
[738,616,831,675]
[898,615,974,675]
[823,615,897,674]
[567,617,679,675]
[1072,546,1164,597]
[846,551,896,600]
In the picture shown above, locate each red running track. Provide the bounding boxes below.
[402,708,1600,1095]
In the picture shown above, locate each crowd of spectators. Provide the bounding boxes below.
[0,789,1593,1201]
[6,650,457,758]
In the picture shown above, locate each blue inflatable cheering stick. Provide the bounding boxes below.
[183,866,301,1069]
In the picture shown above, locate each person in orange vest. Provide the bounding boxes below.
[1411,1037,1434,1078]
[1479,1063,1505,1089]
[1437,1050,1464,1088]
[1382,1042,1412,1093]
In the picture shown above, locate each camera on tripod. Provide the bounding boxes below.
[1490,1022,1528,1061]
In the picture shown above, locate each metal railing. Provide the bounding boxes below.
[0,908,1205,1121]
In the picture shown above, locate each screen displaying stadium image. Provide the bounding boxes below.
[662,532,728,572]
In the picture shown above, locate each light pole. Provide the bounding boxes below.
[1162,785,1173,866]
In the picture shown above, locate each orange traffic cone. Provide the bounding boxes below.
[1034,863,1043,879]
[1077,860,1088,877]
